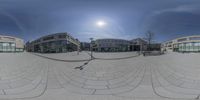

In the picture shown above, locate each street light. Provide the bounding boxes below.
[89,38,94,59]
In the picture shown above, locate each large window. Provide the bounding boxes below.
[190,43,194,51]
[178,42,200,52]
[189,37,200,40]
[0,43,2,51]
[177,38,187,42]
[185,43,189,51]
[0,42,15,52]
[194,42,199,52]
[178,43,185,51]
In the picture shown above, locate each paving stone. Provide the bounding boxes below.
[0,52,200,100]
[83,85,108,89]
[62,83,95,95]
[85,80,109,86]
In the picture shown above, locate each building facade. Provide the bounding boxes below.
[80,42,90,51]
[91,38,160,52]
[0,35,24,52]
[26,33,80,53]
[162,35,200,52]
[149,43,161,51]
[93,39,131,52]
[130,38,147,51]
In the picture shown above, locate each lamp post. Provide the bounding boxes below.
[89,38,94,59]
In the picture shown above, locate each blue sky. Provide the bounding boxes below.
[0,0,200,42]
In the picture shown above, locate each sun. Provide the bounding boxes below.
[96,20,106,27]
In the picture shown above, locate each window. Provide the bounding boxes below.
[3,37,15,41]
[177,38,187,42]
[0,43,2,51]
[35,39,41,43]
[58,35,66,38]
[178,43,185,51]
[188,43,193,51]
[194,42,199,51]
[189,37,200,40]
[43,36,54,41]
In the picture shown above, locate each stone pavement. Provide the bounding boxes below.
[0,52,200,100]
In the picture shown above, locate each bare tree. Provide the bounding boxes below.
[145,31,154,51]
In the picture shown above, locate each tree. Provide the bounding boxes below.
[144,31,154,51]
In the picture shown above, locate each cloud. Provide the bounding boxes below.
[154,4,200,15]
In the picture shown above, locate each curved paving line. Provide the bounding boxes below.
[0,63,42,89]
[112,65,147,98]
[31,53,91,62]
[71,58,143,81]
[158,64,200,90]
[151,65,198,100]
[86,51,140,60]
[0,66,48,100]
[1,60,40,81]
[108,66,146,92]
[154,69,200,96]
[94,54,140,60]
[4,67,44,95]
[55,60,145,95]
[156,65,200,95]
[164,63,200,82]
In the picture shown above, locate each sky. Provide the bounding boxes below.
[0,0,200,42]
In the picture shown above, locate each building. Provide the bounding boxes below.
[149,43,161,51]
[162,35,200,52]
[130,38,147,51]
[93,39,130,52]
[0,35,24,52]
[26,32,80,53]
[80,42,90,51]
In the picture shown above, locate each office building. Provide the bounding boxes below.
[0,35,24,52]
[162,35,200,52]
[130,38,147,51]
[26,32,80,53]
[93,39,130,52]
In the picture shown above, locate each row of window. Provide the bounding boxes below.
[177,37,200,42]
[0,42,16,52]
[178,42,200,51]
[189,37,200,40]
[98,39,130,43]
[1,37,16,41]
[98,43,130,47]
[33,34,79,44]
[43,36,54,41]
[177,38,187,42]
[33,40,78,53]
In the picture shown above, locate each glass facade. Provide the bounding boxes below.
[95,39,130,52]
[178,42,200,52]
[0,42,16,52]
[34,40,78,53]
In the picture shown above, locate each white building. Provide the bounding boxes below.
[0,35,24,52]
[162,35,200,52]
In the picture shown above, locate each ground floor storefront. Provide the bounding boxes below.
[33,40,79,53]
[94,46,130,52]
[174,42,200,52]
[0,42,23,52]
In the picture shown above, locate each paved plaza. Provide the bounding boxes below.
[0,52,200,100]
